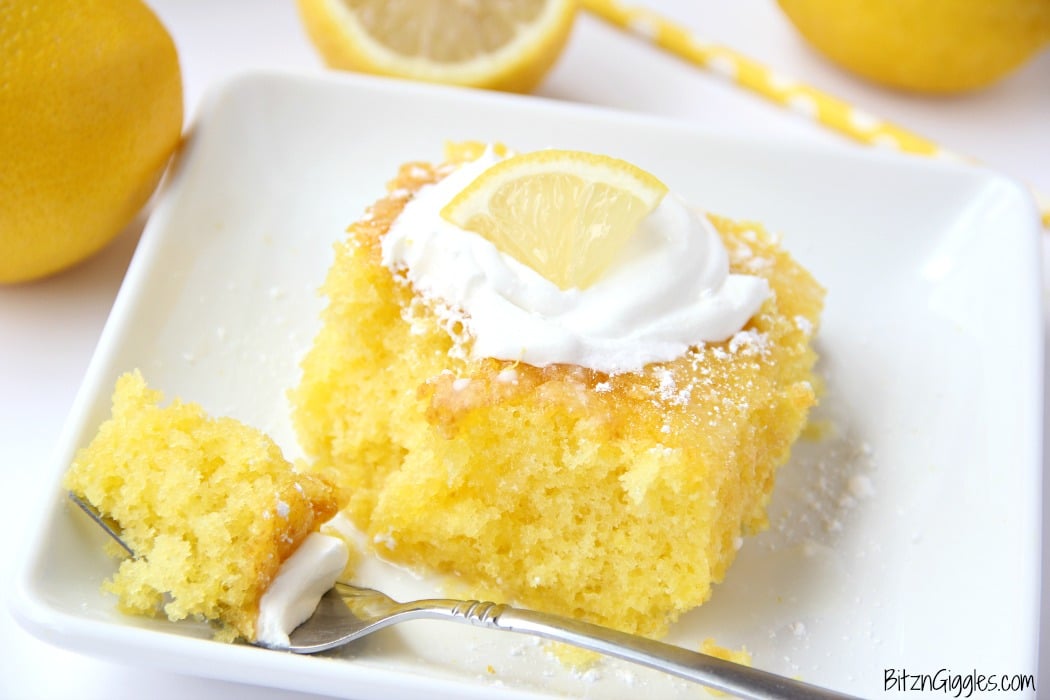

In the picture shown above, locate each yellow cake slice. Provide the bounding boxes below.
[65,370,345,642]
[292,145,823,638]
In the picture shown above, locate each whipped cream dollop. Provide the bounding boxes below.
[255,528,349,648]
[382,150,770,374]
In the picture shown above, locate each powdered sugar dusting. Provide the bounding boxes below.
[653,367,692,406]
[634,324,774,415]
[762,371,877,549]
[408,165,430,179]
[729,329,770,357]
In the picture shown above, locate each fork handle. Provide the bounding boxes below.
[430,600,859,700]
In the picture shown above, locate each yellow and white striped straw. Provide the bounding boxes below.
[581,0,1050,228]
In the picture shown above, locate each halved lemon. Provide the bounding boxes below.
[441,150,668,290]
[296,0,577,93]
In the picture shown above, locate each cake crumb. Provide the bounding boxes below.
[701,638,751,666]
[63,371,343,643]
[700,638,752,696]
[452,378,471,391]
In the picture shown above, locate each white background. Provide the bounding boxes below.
[2,1,1047,698]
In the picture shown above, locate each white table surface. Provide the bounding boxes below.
[2,2,1047,698]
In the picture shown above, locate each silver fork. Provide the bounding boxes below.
[70,493,859,700]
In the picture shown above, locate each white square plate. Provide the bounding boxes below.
[12,72,1043,699]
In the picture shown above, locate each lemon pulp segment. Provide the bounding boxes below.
[297,0,577,92]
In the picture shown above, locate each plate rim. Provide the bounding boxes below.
[9,68,1045,698]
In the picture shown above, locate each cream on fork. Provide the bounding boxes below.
[70,493,858,700]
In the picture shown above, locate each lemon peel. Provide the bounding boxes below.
[0,0,183,283]
[778,0,1050,93]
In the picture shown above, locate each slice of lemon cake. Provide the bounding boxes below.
[292,144,823,638]
[65,370,349,645]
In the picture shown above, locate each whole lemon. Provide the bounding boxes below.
[0,0,183,284]
[778,0,1050,93]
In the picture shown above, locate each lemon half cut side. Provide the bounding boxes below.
[297,0,577,93]
[441,150,669,290]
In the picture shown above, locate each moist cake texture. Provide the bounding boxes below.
[65,371,343,642]
[292,149,824,638]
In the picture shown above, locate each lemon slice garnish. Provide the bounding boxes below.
[296,0,577,93]
[441,150,669,290]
